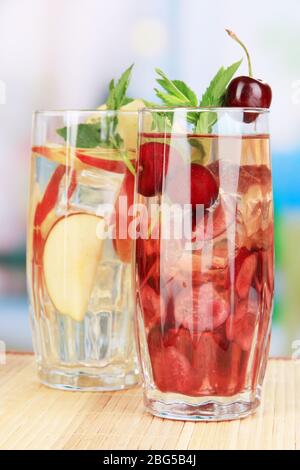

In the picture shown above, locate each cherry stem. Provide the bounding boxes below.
[226,29,253,78]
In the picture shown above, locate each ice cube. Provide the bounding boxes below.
[57,167,123,215]
[88,261,130,314]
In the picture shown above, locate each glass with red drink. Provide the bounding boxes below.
[135,107,274,420]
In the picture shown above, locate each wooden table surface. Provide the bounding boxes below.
[0,353,299,450]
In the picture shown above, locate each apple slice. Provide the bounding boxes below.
[76,148,134,174]
[34,165,66,227]
[33,145,135,174]
[113,170,135,263]
[32,146,84,172]
[43,213,105,322]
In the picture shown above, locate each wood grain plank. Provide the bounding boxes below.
[0,354,299,450]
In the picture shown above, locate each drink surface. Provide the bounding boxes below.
[136,133,274,397]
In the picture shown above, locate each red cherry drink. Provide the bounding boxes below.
[135,122,274,420]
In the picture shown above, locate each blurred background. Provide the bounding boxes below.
[0,0,299,355]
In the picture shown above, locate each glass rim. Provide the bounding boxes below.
[141,106,270,114]
[34,106,270,116]
[33,109,139,116]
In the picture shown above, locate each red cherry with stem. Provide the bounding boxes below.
[190,163,219,210]
[137,142,170,197]
[224,30,272,122]
[226,76,272,110]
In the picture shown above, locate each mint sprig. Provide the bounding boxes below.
[199,60,243,107]
[197,59,242,133]
[154,68,198,107]
[56,65,133,149]
[56,65,136,174]
[154,59,242,134]
[56,123,105,149]
[106,64,134,109]
[152,70,199,130]
[142,100,173,133]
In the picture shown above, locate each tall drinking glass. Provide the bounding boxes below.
[135,108,274,420]
[28,110,139,390]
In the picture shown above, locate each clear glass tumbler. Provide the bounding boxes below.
[27,110,139,390]
[135,107,274,420]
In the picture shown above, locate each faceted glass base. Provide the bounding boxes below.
[144,389,261,422]
[38,364,140,391]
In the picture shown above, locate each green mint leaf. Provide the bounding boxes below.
[154,89,185,107]
[106,79,115,109]
[196,111,218,134]
[142,100,157,108]
[110,64,134,109]
[56,66,137,175]
[111,132,123,148]
[57,124,102,148]
[142,101,173,132]
[56,123,122,149]
[200,59,242,107]
[122,97,134,106]
[105,65,134,109]
[196,59,242,133]
[172,80,198,106]
[142,100,162,131]
[56,126,67,140]
[108,78,115,93]
[155,68,198,106]
[155,69,188,101]
[154,70,199,130]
